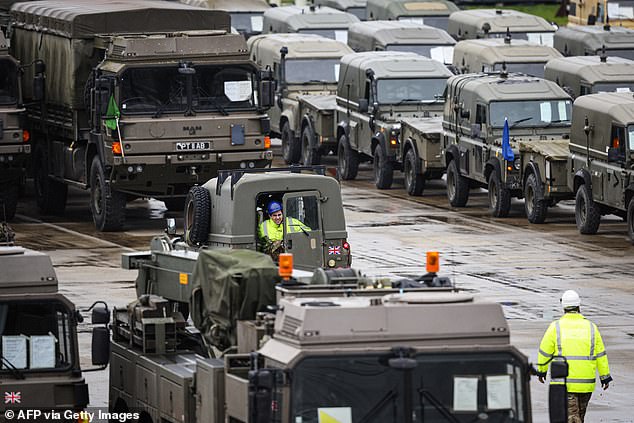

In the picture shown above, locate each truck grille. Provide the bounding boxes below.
[280,315,302,337]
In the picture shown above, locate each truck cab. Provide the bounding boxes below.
[312,0,367,21]
[554,25,634,59]
[180,0,270,39]
[365,0,459,31]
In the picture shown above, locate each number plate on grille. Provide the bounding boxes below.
[176,142,210,151]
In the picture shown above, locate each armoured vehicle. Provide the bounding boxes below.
[448,9,556,47]
[0,31,26,221]
[554,25,634,60]
[365,0,459,30]
[180,0,270,39]
[347,20,456,66]
[311,0,367,20]
[544,55,634,98]
[443,72,574,223]
[10,0,275,231]
[262,5,360,43]
[454,37,562,77]
[567,92,634,242]
[567,0,634,28]
[247,34,353,164]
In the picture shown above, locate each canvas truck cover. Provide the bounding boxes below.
[189,249,278,351]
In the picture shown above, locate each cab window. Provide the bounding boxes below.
[476,104,487,125]
[285,195,320,231]
[627,125,634,153]
[611,125,626,154]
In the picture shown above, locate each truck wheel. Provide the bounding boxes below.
[575,184,601,234]
[163,197,186,211]
[185,185,210,246]
[524,173,548,224]
[627,198,634,245]
[488,171,511,217]
[301,126,321,165]
[34,148,67,215]
[446,160,469,207]
[337,134,359,180]
[90,156,126,231]
[281,121,300,164]
[0,185,18,220]
[404,149,425,196]
[373,144,393,189]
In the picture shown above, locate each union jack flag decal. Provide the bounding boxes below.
[328,245,341,255]
[4,391,21,404]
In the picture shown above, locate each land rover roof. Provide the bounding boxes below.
[455,38,562,65]
[180,0,270,12]
[554,25,634,58]
[448,9,555,39]
[366,0,460,21]
[340,51,453,80]
[348,20,456,49]
[313,0,367,20]
[0,246,58,294]
[10,0,231,38]
[573,92,634,127]
[545,55,634,87]
[248,33,353,61]
[263,5,360,33]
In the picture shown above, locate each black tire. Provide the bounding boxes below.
[281,121,300,164]
[404,149,425,196]
[446,159,469,207]
[575,184,601,234]
[301,126,321,165]
[163,197,186,212]
[488,171,511,218]
[185,185,210,246]
[627,197,634,245]
[0,185,18,220]
[90,156,126,231]
[337,134,359,180]
[34,148,67,215]
[373,144,393,189]
[524,173,548,224]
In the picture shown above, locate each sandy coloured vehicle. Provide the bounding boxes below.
[567,0,634,28]
[365,0,459,30]
[567,92,634,242]
[247,33,353,164]
[180,0,270,39]
[454,36,562,77]
[442,72,574,223]
[554,25,634,59]
[347,20,456,66]
[448,9,556,47]
[10,0,275,231]
[544,55,634,98]
[311,0,367,20]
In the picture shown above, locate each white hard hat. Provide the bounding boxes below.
[561,290,581,309]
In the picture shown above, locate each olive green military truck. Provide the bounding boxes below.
[0,31,26,221]
[567,92,634,243]
[365,0,459,31]
[10,0,275,231]
[443,72,574,223]
[180,0,270,39]
[448,9,556,47]
[247,34,353,165]
[312,0,367,20]
[554,25,634,60]
[545,55,634,98]
[454,36,562,78]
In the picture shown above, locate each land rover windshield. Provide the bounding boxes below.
[604,49,634,60]
[492,62,546,78]
[0,59,18,105]
[298,29,349,44]
[291,352,530,422]
[286,59,341,84]
[489,99,572,128]
[230,12,264,35]
[387,44,455,64]
[489,31,554,47]
[593,82,634,94]
[347,7,365,20]
[119,64,258,115]
[0,299,76,373]
[398,16,449,31]
[377,78,447,104]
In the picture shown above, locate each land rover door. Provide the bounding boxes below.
[283,191,324,270]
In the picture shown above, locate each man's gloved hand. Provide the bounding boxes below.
[538,376,545,384]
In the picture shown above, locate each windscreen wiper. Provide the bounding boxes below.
[396,98,423,105]
[359,388,398,423]
[510,116,534,128]
[419,389,460,423]
[1,356,25,379]
[542,119,566,128]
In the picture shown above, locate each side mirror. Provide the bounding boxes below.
[358,98,369,113]
[95,78,111,118]
[91,304,110,325]
[549,359,568,423]
[460,109,470,119]
[91,326,110,366]
[33,74,45,102]
[607,147,623,163]
[259,69,275,109]
[248,368,275,423]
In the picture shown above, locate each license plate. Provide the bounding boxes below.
[176,141,210,151]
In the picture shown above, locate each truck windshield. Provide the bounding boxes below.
[387,44,455,64]
[593,82,634,93]
[492,62,546,78]
[230,12,264,35]
[291,352,529,422]
[0,300,75,372]
[489,99,572,128]
[604,49,634,60]
[0,59,18,105]
[119,65,257,115]
[286,59,341,84]
[377,78,447,104]
[489,31,555,47]
[347,7,366,20]
[398,16,450,31]
[298,29,349,44]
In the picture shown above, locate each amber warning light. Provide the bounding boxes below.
[426,251,439,273]
[279,253,293,280]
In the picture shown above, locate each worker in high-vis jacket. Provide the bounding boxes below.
[537,290,612,423]
[258,201,310,261]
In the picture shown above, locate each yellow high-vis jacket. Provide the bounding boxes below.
[537,312,612,393]
[258,217,310,243]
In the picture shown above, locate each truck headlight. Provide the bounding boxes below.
[514,159,521,171]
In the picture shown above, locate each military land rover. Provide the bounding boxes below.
[554,25,634,59]
[247,34,353,165]
[567,0,634,28]
[454,37,562,78]
[10,0,275,231]
[365,0,459,31]
[448,9,556,47]
[311,0,367,20]
[347,20,456,66]
[544,55,634,98]
[0,31,26,221]
[443,72,574,223]
[567,92,634,243]
[180,0,270,39]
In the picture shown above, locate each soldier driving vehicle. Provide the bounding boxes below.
[180,0,270,39]
[311,0,367,20]
[10,0,274,231]
[554,25,634,60]
[365,0,460,31]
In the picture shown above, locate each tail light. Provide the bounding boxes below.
[112,141,122,155]
[23,129,30,143]
[264,136,271,149]
[343,241,350,250]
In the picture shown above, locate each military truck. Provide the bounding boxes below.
[443,72,574,223]
[567,0,634,28]
[554,25,634,60]
[180,0,270,39]
[312,0,367,20]
[262,5,360,43]
[247,34,353,164]
[567,92,634,243]
[365,0,459,31]
[0,31,26,221]
[544,55,634,98]
[10,0,275,231]
[347,20,456,66]
[454,37,562,78]
[448,9,556,47]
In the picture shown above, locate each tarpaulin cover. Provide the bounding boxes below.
[517,139,570,161]
[190,248,278,352]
